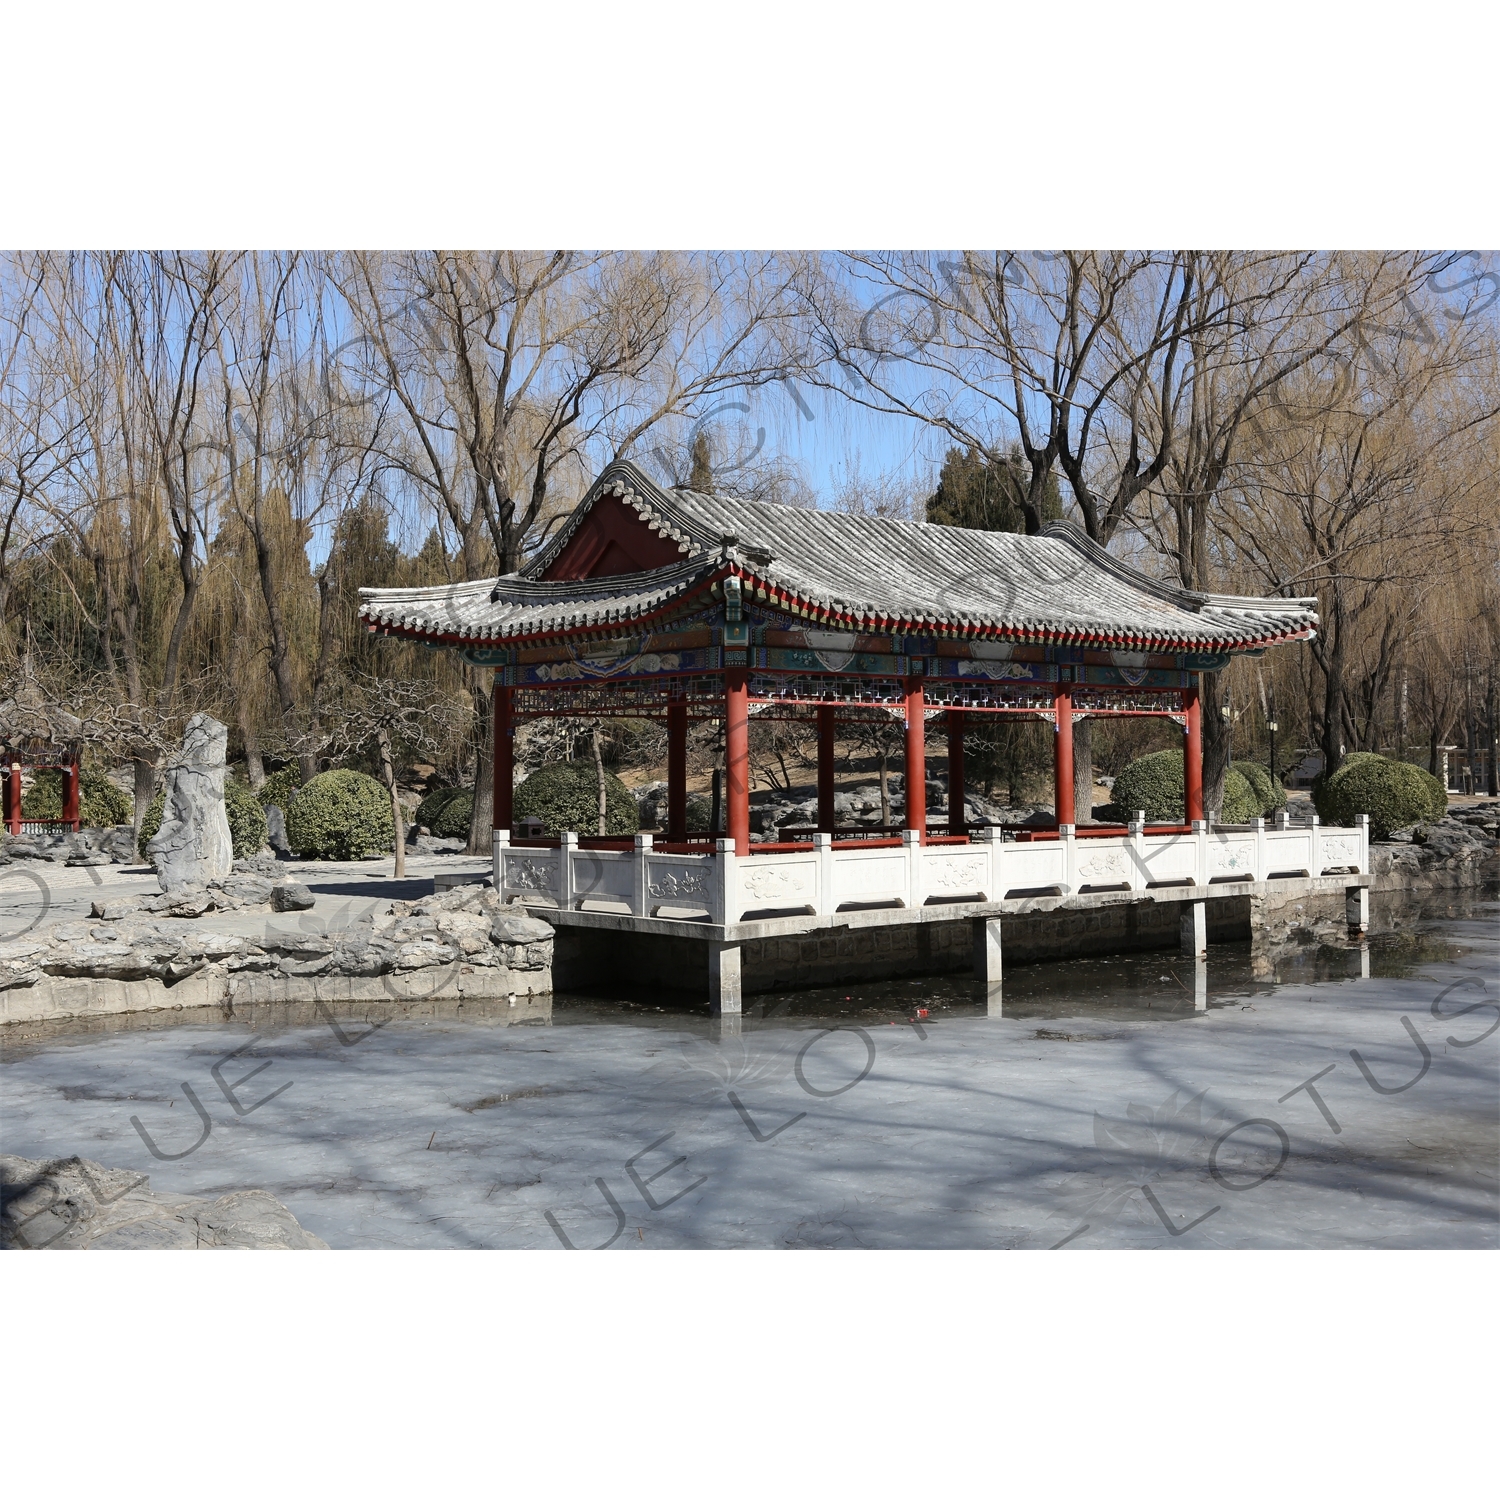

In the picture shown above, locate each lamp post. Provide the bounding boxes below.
[1267,719,1279,784]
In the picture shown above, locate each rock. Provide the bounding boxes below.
[270,880,315,912]
[413,835,466,854]
[1,1154,328,1250]
[264,804,291,857]
[90,898,144,921]
[147,714,234,892]
[490,911,555,945]
[219,873,275,906]
[66,851,112,867]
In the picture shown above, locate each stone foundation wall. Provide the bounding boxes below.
[0,959,546,1028]
[554,895,1254,997]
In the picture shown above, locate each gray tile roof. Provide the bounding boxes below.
[360,461,1319,651]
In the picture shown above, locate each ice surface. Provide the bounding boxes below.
[2,895,1495,1250]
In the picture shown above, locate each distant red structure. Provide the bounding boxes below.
[1,740,82,835]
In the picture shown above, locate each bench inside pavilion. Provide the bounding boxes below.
[360,461,1370,1009]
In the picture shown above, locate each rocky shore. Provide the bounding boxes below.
[2,1153,328,1249]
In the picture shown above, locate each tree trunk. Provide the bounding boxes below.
[1072,718,1093,823]
[878,751,890,826]
[1202,673,1232,816]
[591,724,607,836]
[466,683,494,855]
[376,724,405,878]
[131,755,158,844]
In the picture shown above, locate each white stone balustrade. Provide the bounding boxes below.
[493,814,1370,926]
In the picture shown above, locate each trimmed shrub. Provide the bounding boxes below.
[22,768,133,828]
[1321,755,1445,839]
[257,765,305,813]
[225,777,268,858]
[285,769,394,860]
[1109,748,1260,824]
[415,785,473,838]
[513,760,640,836]
[1412,764,1448,820]
[1236,761,1287,817]
[136,775,267,860]
[1311,750,1382,821]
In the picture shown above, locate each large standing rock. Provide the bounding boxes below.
[147,714,234,892]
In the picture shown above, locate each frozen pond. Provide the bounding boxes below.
[3,886,1496,1249]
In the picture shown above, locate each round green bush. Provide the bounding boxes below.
[137,776,267,860]
[1412,764,1448,820]
[1110,748,1260,824]
[256,765,305,812]
[1320,756,1445,839]
[415,785,473,838]
[21,768,133,827]
[1236,761,1287,817]
[513,760,640,836]
[284,769,394,860]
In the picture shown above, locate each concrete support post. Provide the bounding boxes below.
[817,704,837,834]
[493,680,513,834]
[973,915,1002,983]
[903,676,927,839]
[492,828,509,895]
[1054,687,1075,827]
[1193,958,1208,1012]
[1184,686,1204,825]
[1346,884,1370,936]
[1180,898,1207,958]
[947,709,966,835]
[559,831,577,910]
[709,941,742,1015]
[667,700,688,842]
[725,668,750,856]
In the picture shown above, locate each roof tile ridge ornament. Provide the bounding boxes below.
[1036,518,1317,625]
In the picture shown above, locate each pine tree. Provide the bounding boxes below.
[688,432,715,494]
[926,446,1061,533]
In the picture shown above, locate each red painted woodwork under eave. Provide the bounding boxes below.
[541,493,686,581]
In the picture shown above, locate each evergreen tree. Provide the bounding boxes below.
[926,445,1061,533]
[688,431,715,494]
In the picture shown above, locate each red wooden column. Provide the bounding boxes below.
[63,761,80,831]
[1185,685,1204,824]
[817,704,837,833]
[4,762,20,835]
[946,709,966,835]
[725,668,750,856]
[492,678,513,832]
[1054,686,1075,826]
[903,676,927,839]
[667,700,688,841]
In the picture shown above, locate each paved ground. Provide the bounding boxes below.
[2,886,1493,1250]
[0,853,486,943]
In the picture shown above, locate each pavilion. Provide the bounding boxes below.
[359,461,1367,1009]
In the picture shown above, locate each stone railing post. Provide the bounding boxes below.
[559,832,578,911]
[813,832,833,917]
[493,827,509,894]
[633,833,653,916]
[974,825,1000,900]
[1191,819,1208,886]
[711,837,736,926]
[1129,811,1146,891]
[1253,817,1266,883]
[1059,823,1075,893]
[1309,815,1321,878]
[902,827,922,909]
[1357,812,1369,873]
